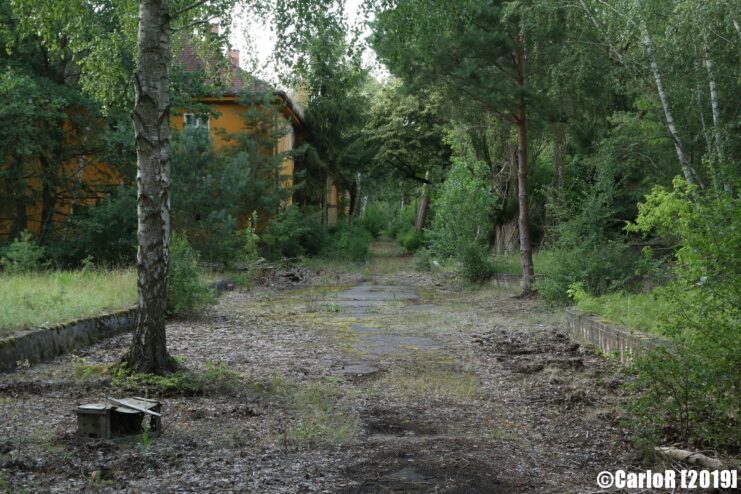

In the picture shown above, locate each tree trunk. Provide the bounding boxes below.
[516,102,534,293]
[642,25,703,188]
[415,170,430,231]
[126,0,172,374]
[704,43,732,195]
[515,40,534,293]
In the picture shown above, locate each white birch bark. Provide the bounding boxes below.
[642,24,703,188]
[704,43,733,194]
[127,0,172,373]
[704,44,722,156]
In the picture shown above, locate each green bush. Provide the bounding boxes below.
[412,247,433,271]
[459,244,495,283]
[112,360,241,396]
[260,206,325,260]
[428,154,497,259]
[232,214,260,287]
[386,203,416,238]
[320,223,373,262]
[625,179,740,452]
[167,234,214,316]
[535,240,641,305]
[359,203,390,238]
[47,186,137,267]
[1,231,45,273]
[397,226,426,252]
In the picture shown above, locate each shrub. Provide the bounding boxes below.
[535,240,641,305]
[386,203,416,238]
[1,231,45,273]
[625,179,740,452]
[397,226,426,252]
[232,214,260,287]
[359,203,390,238]
[459,244,495,283]
[413,247,433,271]
[260,206,325,260]
[320,223,373,262]
[428,154,497,259]
[112,360,241,396]
[47,186,137,267]
[167,234,214,316]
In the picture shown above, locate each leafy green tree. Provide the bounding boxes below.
[9,0,241,373]
[273,0,374,220]
[371,0,567,292]
[171,91,299,266]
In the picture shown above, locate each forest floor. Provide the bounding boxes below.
[1,242,655,493]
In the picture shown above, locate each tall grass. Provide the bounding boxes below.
[576,291,674,336]
[0,269,136,336]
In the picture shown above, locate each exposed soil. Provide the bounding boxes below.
[0,242,676,493]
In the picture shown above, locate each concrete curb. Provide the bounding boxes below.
[0,307,137,372]
[0,278,235,372]
[564,307,668,363]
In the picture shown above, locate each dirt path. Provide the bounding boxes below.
[1,243,644,493]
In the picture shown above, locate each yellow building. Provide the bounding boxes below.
[0,32,308,241]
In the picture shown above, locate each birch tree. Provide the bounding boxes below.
[126,0,172,372]
[9,0,239,373]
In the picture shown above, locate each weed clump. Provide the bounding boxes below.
[111,361,242,396]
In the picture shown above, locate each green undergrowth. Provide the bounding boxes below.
[0,269,136,336]
[109,360,245,397]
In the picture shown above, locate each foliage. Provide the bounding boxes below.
[48,186,137,267]
[573,289,673,336]
[396,227,425,253]
[0,268,135,336]
[357,203,390,239]
[0,231,45,273]
[365,82,451,185]
[536,241,641,305]
[427,149,497,260]
[112,360,242,397]
[260,207,325,260]
[167,234,214,317]
[459,244,495,283]
[412,247,433,272]
[271,0,374,206]
[171,92,298,268]
[320,223,373,262]
[537,153,646,304]
[232,214,261,287]
[385,203,416,239]
[624,179,740,452]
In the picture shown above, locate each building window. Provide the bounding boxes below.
[184,113,209,129]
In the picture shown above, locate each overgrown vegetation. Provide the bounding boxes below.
[0,269,136,336]
[625,180,740,453]
[111,360,243,397]
[167,234,215,317]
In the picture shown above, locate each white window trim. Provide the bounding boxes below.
[183,113,210,130]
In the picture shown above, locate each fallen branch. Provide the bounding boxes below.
[654,447,725,470]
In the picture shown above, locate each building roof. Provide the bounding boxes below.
[174,33,304,124]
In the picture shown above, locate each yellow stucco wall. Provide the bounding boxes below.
[171,97,296,204]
